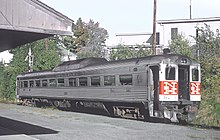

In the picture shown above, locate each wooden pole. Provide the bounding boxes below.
[45,38,48,50]
[152,0,157,55]
[190,0,192,19]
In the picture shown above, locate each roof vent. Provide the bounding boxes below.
[163,48,171,54]
[53,57,107,72]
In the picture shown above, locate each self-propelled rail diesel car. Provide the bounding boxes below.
[16,54,201,123]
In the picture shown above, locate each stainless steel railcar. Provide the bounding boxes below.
[16,54,201,122]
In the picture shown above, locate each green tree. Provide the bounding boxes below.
[0,61,5,99]
[135,45,152,58]
[194,24,220,60]
[56,18,89,54]
[191,24,220,127]
[194,57,220,126]
[167,25,220,126]
[73,18,89,51]
[0,38,61,100]
[31,39,61,71]
[110,44,152,60]
[9,45,29,72]
[168,33,192,57]
[3,46,29,100]
[110,44,134,60]
[63,18,89,53]
[77,19,108,59]
[58,18,108,59]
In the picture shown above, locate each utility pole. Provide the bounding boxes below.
[45,38,48,50]
[152,0,157,55]
[190,0,192,19]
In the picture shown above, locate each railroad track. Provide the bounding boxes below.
[19,102,220,131]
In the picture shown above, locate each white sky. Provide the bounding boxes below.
[41,0,220,45]
[2,0,220,62]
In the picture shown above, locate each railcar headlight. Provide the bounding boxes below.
[180,58,187,64]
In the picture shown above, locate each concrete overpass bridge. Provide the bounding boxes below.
[0,0,73,52]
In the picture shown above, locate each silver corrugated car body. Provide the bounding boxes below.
[16,54,201,123]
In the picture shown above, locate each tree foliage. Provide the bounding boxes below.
[168,33,192,57]
[77,19,108,59]
[0,38,61,100]
[110,44,152,60]
[195,57,220,126]
[169,25,220,126]
[3,46,29,100]
[60,18,108,59]
[0,61,6,98]
[192,25,220,126]
[61,18,89,53]
[31,39,61,71]
[193,24,220,60]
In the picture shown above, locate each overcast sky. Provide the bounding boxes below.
[1,0,220,62]
[41,0,220,45]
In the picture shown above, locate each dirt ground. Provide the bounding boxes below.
[0,103,219,140]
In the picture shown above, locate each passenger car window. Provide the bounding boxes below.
[29,81,34,87]
[79,77,87,86]
[49,79,57,87]
[58,79,65,87]
[104,76,115,86]
[192,69,199,81]
[24,81,28,88]
[69,78,76,87]
[35,80,41,87]
[91,76,100,86]
[166,67,175,80]
[119,75,132,85]
[20,81,23,88]
[42,79,48,87]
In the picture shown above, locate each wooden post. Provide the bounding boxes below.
[45,38,48,50]
[152,0,157,55]
[190,0,192,19]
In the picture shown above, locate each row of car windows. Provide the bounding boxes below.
[19,74,133,88]
[165,67,199,81]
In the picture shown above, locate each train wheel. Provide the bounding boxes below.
[53,100,60,108]
[103,103,115,117]
[178,119,187,125]
[35,101,41,107]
